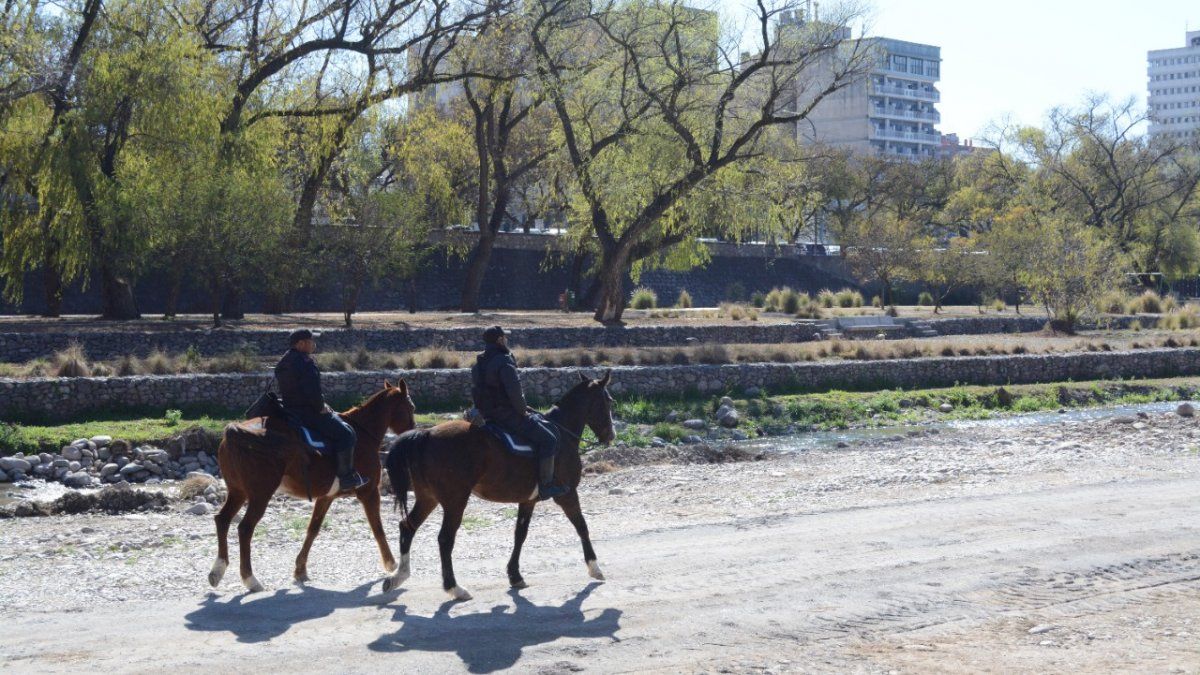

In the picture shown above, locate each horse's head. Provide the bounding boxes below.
[381,379,416,435]
[568,370,616,444]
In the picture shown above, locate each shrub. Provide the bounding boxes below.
[1128,290,1164,314]
[630,287,658,310]
[164,409,183,427]
[991,298,1007,313]
[1130,319,1142,331]
[694,343,729,364]
[725,281,747,302]
[1099,289,1130,314]
[207,347,258,374]
[675,289,693,309]
[52,343,91,378]
[817,289,836,308]
[1163,295,1179,313]
[182,345,203,372]
[353,346,373,370]
[871,295,882,308]
[795,295,821,319]
[885,305,899,317]
[764,288,783,311]
[834,288,860,308]
[917,291,934,307]
[178,475,213,500]
[750,291,766,308]
[1161,307,1200,330]
[115,355,138,377]
[90,363,113,377]
[650,422,686,442]
[143,349,174,375]
[780,287,801,314]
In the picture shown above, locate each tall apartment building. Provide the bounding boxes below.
[783,13,942,159]
[1147,30,1200,141]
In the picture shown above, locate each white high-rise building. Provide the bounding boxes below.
[1147,30,1200,141]
[783,12,942,159]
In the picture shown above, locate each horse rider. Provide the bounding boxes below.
[471,326,569,500]
[275,329,367,493]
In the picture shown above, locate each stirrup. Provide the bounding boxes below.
[338,472,367,493]
[537,482,570,501]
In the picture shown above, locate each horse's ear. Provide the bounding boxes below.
[578,372,589,384]
[396,379,408,395]
[384,379,393,389]
[600,369,612,387]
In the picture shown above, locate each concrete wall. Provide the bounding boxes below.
[3,347,1195,421]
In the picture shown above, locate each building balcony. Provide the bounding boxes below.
[877,65,939,81]
[871,84,941,101]
[870,128,943,144]
[871,107,941,123]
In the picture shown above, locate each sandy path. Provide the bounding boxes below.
[2,414,1200,673]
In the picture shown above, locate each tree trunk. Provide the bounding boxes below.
[460,232,497,313]
[209,279,223,328]
[41,266,63,318]
[592,246,630,324]
[406,278,418,314]
[99,264,140,320]
[163,267,182,319]
[343,281,361,328]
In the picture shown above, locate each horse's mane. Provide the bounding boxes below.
[546,379,594,422]
[343,387,393,419]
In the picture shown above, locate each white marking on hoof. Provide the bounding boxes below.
[382,562,410,593]
[587,560,605,581]
[293,572,310,585]
[446,585,473,601]
[242,575,264,593]
[208,559,227,587]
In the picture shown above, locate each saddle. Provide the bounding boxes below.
[482,424,537,457]
[227,414,336,458]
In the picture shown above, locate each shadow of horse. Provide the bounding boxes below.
[184,581,388,643]
[368,583,620,673]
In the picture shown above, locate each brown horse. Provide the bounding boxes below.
[381,372,615,600]
[208,380,416,593]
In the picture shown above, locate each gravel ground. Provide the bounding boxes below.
[1,409,1199,672]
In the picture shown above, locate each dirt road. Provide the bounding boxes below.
[2,413,1199,673]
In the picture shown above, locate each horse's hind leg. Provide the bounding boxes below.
[507,501,536,589]
[382,494,435,593]
[209,486,246,587]
[438,497,471,601]
[554,491,604,581]
[237,494,271,593]
[293,496,334,584]
[358,487,397,574]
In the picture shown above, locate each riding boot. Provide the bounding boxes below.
[537,455,569,501]
[336,447,367,493]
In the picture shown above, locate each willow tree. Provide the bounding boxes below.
[531,0,872,322]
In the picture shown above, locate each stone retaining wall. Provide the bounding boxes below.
[3,347,1196,420]
[0,323,822,363]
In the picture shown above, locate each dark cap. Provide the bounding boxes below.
[482,325,507,344]
[288,328,320,346]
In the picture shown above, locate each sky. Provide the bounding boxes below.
[861,0,1198,140]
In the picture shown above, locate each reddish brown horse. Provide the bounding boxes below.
[209,381,416,592]
[382,372,615,600]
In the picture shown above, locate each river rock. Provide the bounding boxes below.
[664,411,679,423]
[717,407,740,428]
[0,468,8,483]
[100,463,119,477]
[97,447,111,461]
[683,435,704,444]
[68,461,81,472]
[650,437,666,447]
[39,452,53,465]
[52,458,69,469]
[719,396,735,408]
[0,457,31,473]
[119,463,144,477]
[185,502,212,516]
[731,430,749,441]
[1177,403,1196,418]
[63,472,93,488]
[938,403,954,413]
[682,419,706,430]
[90,435,112,447]
[62,445,83,461]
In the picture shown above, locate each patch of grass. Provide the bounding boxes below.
[650,422,687,442]
[675,289,693,309]
[52,342,91,377]
[630,287,658,310]
[461,515,492,531]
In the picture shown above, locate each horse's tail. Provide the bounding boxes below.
[383,429,428,519]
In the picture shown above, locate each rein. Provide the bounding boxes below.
[545,412,597,451]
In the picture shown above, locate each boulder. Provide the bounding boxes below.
[718,408,740,428]
[0,468,8,483]
[119,462,144,477]
[62,446,83,462]
[67,461,81,472]
[100,463,120,477]
[938,403,954,413]
[63,472,93,489]
[1177,403,1195,418]
[719,396,735,408]
[682,435,704,444]
[90,435,112,447]
[185,502,212,516]
[0,457,31,473]
[682,419,707,430]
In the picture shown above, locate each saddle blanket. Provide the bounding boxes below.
[483,424,536,457]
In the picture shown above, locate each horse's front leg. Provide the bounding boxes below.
[382,495,435,593]
[293,495,334,583]
[507,501,536,588]
[553,491,604,581]
[438,497,471,601]
[237,494,272,592]
[357,487,397,574]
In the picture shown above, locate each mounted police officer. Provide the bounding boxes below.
[471,326,569,501]
[275,329,367,493]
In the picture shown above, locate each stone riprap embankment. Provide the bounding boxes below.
[0,323,822,363]
[926,315,1146,335]
[3,347,1199,421]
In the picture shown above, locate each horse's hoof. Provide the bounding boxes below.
[208,559,227,587]
[383,566,409,593]
[510,579,529,590]
[293,573,310,585]
[242,575,265,593]
[382,578,394,593]
[446,586,473,601]
[587,560,605,581]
